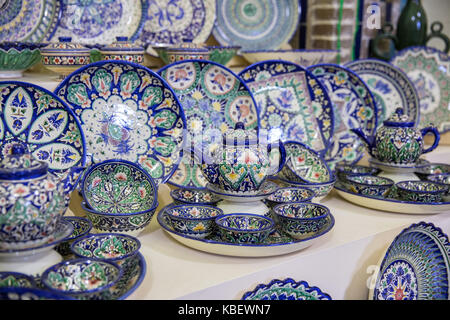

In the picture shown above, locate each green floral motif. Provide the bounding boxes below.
[93,236,127,259]
[120,71,140,97]
[141,86,163,109]
[92,69,113,98]
[67,83,90,108]
[0,275,34,288]
[152,109,177,129]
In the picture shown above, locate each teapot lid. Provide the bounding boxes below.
[383,108,415,127]
[0,145,48,180]
[223,122,259,145]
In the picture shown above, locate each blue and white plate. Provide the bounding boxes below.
[307,64,378,170]
[239,60,334,157]
[345,59,420,126]
[370,222,450,300]
[158,59,259,189]
[51,0,147,44]
[54,60,186,185]
[0,81,86,175]
[213,0,300,51]
[137,0,216,45]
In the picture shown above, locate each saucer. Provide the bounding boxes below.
[369,158,430,174]
[206,181,279,203]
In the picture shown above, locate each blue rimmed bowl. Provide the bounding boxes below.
[0,272,36,288]
[54,216,93,259]
[71,233,141,272]
[335,164,381,181]
[81,201,158,237]
[396,180,449,203]
[265,187,315,209]
[276,175,336,201]
[0,42,45,78]
[41,258,122,300]
[426,173,450,201]
[273,203,330,239]
[170,188,221,206]
[344,174,394,198]
[215,213,275,244]
[164,204,223,238]
[415,163,450,180]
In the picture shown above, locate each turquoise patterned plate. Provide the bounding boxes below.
[213,0,300,50]
[54,60,186,185]
[239,60,334,156]
[158,59,259,189]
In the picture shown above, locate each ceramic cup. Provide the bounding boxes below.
[215,213,275,244]
[396,180,449,203]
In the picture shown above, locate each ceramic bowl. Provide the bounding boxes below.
[344,175,394,198]
[335,164,381,181]
[415,163,450,180]
[54,216,93,259]
[0,287,75,300]
[396,180,449,203]
[41,258,122,300]
[71,233,141,271]
[90,37,145,64]
[241,49,339,66]
[164,204,224,238]
[273,203,330,239]
[0,272,36,288]
[0,42,44,78]
[208,46,241,66]
[215,213,275,244]
[265,187,315,209]
[276,175,336,201]
[81,159,158,214]
[426,173,450,201]
[81,201,158,237]
[170,188,221,206]
[155,44,210,65]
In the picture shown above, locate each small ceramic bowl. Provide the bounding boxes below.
[215,213,275,244]
[335,164,381,181]
[54,216,93,259]
[81,201,158,237]
[41,258,122,300]
[208,46,241,66]
[81,159,158,214]
[0,42,45,78]
[0,272,36,288]
[344,174,394,198]
[277,175,336,201]
[415,163,450,180]
[164,204,223,238]
[396,180,449,203]
[90,37,145,64]
[155,42,210,65]
[273,203,330,239]
[265,187,315,209]
[170,188,221,206]
[71,233,141,271]
[426,173,450,201]
[0,287,75,300]
[241,49,339,66]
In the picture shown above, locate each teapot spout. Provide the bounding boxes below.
[350,128,376,156]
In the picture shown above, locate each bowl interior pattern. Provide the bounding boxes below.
[216,214,274,232]
[0,272,36,288]
[275,203,329,219]
[266,187,315,204]
[347,175,394,186]
[166,205,223,220]
[396,181,448,193]
[170,188,221,204]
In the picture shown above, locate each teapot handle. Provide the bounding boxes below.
[421,126,440,154]
[267,140,286,176]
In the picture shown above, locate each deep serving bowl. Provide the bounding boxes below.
[170,188,221,206]
[81,201,158,237]
[81,159,158,214]
[396,180,449,203]
[265,187,315,209]
[0,42,44,78]
[273,203,330,239]
[0,272,36,288]
[215,213,275,244]
[164,204,223,238]
[71,233,141,270]
[41,258,122,300]
[335,164,381,181]
[54,217,93,258]
[344,174,394,198]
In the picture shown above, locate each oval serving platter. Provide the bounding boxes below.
[54,60,186,185]
[157,206,335,257]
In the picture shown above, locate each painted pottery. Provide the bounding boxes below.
[265,187,315,209]
[0,272,36,288]
[277,176,336,201]
[0,42,45,78]
[426,173,450,201]
[170,188,221,206]
[215,213,275,244]
[54,216,92,259]
[241,49,339,66]
[90,37,144,64]
[155,42,211,65]
[335,164,381,181]
[396,180,448,203]
[344,175,394,198]
[0,287,74,300]
[415,163,450,180]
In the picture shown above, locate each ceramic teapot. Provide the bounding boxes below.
[351,108,440,165]
[192,123,286,194]
[0,145,83,243]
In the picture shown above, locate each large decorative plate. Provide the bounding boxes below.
[158,59,259,188]
[157,207,335,257]
[307,64,378,169]
[241,278,332,300]
[54,60,186,185]
[391,46,450,133]
[137,0,215,45]
[0,0,60,42]
[213,0,300,51]
[369,222,449,300]
[239,60,334,156]
[51,0,147,44]
[0,81,86,175]
[345,59,420,126]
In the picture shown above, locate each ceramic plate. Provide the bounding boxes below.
[307,64,378,169]
[369,222,449,300]
[345,59,420,126]
[241,278,332,300]
[239,60,334,156]
[51,0,146,44]
[0,81,86,175]
[157,207,335,257]
[55,60,186,185]
[335,183,450,215]
[213,0,300,51]
[137,0,215,44]
[391,46,450,133]
[0,0,60,42]
[158,59,259,188]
